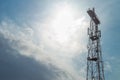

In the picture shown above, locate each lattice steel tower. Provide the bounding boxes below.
[86,8,105,80]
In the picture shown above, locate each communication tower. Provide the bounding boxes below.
[86,8,105,80]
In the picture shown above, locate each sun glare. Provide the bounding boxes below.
[38,2,88,54]
[51,4,75,43]
[47,3,83,44]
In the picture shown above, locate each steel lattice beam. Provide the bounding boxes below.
[86,8,105,80]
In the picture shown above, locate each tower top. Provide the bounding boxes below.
[87,8,100,25]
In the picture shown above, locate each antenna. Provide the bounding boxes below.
[86,8,105,80]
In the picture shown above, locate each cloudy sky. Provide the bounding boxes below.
[0,0,120,80]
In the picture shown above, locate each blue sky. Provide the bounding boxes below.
[0,0,120,80]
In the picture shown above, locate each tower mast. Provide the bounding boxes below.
[86,8,105,80]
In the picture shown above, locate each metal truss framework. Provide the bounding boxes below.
[86,8,105,80]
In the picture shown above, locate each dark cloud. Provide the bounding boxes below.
[0,33,59,80]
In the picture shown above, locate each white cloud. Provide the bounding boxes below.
[0,3,88,80]
[104,61,112,72]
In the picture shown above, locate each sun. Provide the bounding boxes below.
[50,6,74,43]
[37,2,88,54]
[45,3,80,44]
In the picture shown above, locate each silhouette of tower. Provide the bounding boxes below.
[86,8,105,80]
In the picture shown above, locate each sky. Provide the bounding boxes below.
[0,0,120,80]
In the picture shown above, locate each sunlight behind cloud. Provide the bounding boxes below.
[0,2,89,80]
[37,2,88,57]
